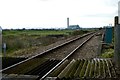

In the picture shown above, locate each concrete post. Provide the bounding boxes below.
[114,24,120,67]
[3,43,6,57]
[114,1,120,67]
[0,26,2,79]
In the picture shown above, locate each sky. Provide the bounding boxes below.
[0,0,119,29]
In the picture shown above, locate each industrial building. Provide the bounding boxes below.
[67,25,81,30]
[66,17,81,30]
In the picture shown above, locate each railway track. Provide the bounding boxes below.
[40,33,95,80]
[1,32,94,71]
[38,33,95,60]
[1,31,105,80]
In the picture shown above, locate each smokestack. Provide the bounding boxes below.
[114,16,119,27]
[67,17,69,28]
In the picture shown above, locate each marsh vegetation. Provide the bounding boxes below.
[2,29,89,57]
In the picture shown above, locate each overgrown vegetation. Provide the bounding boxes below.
[2,29,90,56]
[71,30,89,35]
[101,49,114,58]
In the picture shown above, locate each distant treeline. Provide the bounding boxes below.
[3,28,67,31]
[2,27,105,31]
[3,28,99,31]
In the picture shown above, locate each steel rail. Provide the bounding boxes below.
[40,33,95,80]
[1,32,93,72]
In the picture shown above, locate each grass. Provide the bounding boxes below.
[2,29,74,36]
[101,49,114,58]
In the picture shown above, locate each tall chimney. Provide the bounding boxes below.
[67,17,69,28]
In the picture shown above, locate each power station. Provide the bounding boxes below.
[67,17,80,30]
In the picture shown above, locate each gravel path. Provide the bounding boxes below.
[68,34,102,60]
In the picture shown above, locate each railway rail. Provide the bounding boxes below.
[1,31,106,80]
[38,33,95,60]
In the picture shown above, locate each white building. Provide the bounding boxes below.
[67,25,81,30]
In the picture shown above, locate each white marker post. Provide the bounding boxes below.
[3,43,6,57]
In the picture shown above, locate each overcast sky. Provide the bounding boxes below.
[0,0,119,29]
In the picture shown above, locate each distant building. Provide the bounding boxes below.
[67,25,81,30]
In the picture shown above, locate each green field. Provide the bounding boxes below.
[2,29,89,57]
[3,29,74,36]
